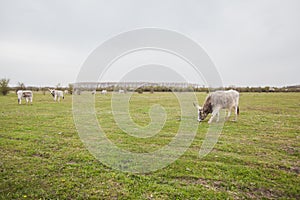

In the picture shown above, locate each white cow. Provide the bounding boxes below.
[194,89,239,123]
[17,90,33,104]
[49,89,64,102]
[101,90,107,94]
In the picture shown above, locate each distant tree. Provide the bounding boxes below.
[184,86,194,92]
[17,82,26,91]
[264,86,270,92]
[56,83,61,90]
[0,78,10,95]
[150,86,154,94]
[68,84,73,95]
[136,88,143,94]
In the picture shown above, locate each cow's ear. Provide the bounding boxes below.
[193,102,201,110]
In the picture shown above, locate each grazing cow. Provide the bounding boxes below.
[17,90,33,104]
[49,89,64,102]
[119,89,125,94]
[101,90,107,94]
[92,90,96,95]
[194,89,239,123]
[64,90,69,94]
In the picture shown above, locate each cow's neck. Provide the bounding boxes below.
[203,96,213,114]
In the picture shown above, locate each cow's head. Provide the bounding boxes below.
[48,89,55,97]
[193,102,209,122]
[198,107,208,122]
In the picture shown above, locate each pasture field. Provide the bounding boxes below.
[0,92,299,199]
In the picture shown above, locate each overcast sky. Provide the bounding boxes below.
[0,0,299,87]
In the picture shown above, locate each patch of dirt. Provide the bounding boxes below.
[290,166,300,174]
[175,176,287,199]
[278,165,300,174]
[197,178,224,191]
[66,161,78,165]
[175,176,225,191]
[32,152,50,159]
[245,187,283,199]
[282,146,299,156]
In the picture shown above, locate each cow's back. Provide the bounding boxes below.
[210,90,239,108]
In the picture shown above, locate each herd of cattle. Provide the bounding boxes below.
[17,89,65,104]
[16,89,124,104]
[16,89,240,123]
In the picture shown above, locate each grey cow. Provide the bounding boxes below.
[194,89,240,123]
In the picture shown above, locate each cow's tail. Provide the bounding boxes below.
[237,106,240,115]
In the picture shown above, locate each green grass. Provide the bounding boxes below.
[0,92,299,199]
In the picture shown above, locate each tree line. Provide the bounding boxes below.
[0,78,299,96]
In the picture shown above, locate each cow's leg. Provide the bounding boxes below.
[18,98,21,104]
[226,107,232,121]
[233,106,238,121]
[208,108,219,124]
[26,97,29,104]
[216,111,220,122]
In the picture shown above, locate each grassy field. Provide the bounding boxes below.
[0,92,299,199]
